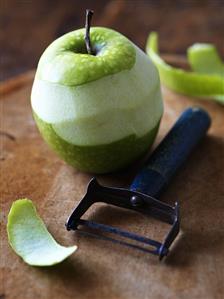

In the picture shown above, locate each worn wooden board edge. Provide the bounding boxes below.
[0,70,35,96]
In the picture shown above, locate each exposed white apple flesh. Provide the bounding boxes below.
[32,46,162,145]
[31,27,163,173]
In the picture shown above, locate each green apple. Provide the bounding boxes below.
[31,27,163,173]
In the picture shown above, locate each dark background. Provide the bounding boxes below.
[0,0,224,81]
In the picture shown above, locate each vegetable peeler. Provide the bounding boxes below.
[66,107,211,260]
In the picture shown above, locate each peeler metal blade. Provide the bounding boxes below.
[66,178,180,259]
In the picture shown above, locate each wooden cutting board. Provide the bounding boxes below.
[1,64,224,299]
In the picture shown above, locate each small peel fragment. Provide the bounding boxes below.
[7,199,77,266]
[187,43,224,76]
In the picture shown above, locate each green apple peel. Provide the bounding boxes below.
[146,32,224,104]
[7,199,77,266]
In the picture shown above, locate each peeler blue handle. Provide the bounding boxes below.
[130,107,211,198]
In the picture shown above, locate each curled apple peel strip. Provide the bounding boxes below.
[7,199,77,266]
[146,32,224,104]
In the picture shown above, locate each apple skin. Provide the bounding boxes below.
[31,27,163,173]
[35,27,136,85]
[33,112,160,173]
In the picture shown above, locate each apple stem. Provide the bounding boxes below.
[85,9,94,55]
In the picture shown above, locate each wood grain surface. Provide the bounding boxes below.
[1,64,224,299]
[1,0,224,80]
